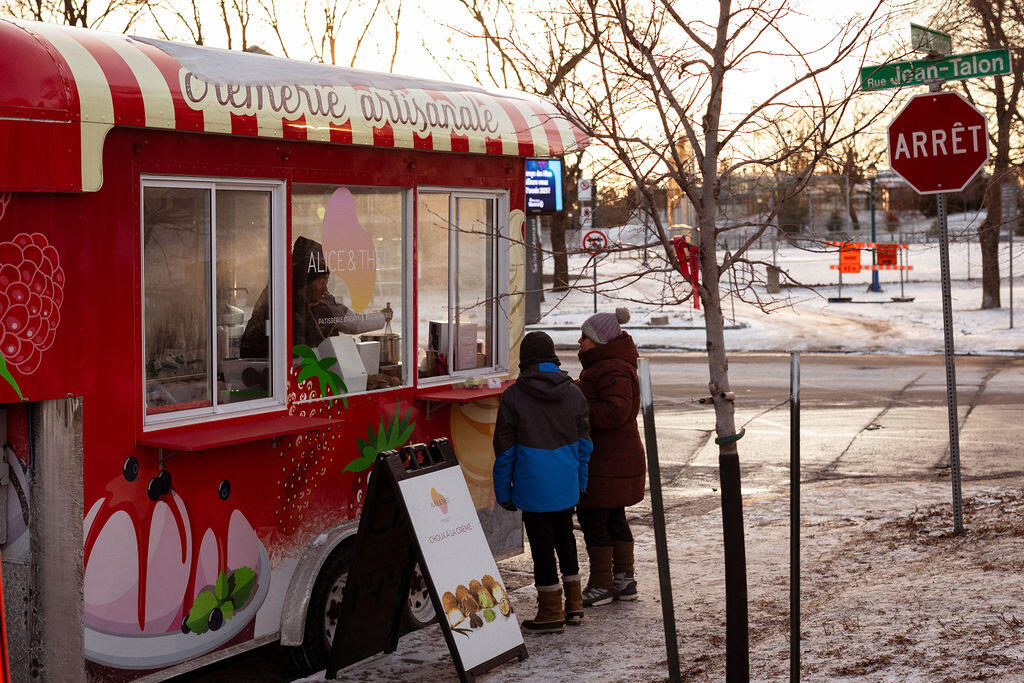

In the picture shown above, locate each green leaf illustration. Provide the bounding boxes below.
[344,402,418,473]
[215,571,229,601]
[318,356,337,370]
[297,364,319,385]
[0,355,23,401]
[229,566,257,609]
[186,590,218,635]
[221,600,235,622]
[292,344,316,360]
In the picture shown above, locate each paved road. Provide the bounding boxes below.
[179,353,1024,682]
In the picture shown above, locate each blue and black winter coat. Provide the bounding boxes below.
[492,362,593,512]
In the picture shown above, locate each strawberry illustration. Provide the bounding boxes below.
[0,232,64,397]
[275,371,416,534]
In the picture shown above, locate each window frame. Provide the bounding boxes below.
[290,184,415,405]
[416,187,509,386]
[140,175,287,429]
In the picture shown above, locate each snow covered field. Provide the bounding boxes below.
[535,227,1023,356]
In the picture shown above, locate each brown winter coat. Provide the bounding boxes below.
[576,333,645,508]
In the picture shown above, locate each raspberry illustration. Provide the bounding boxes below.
[0,232,64,397]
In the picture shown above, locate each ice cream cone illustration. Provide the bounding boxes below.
[320,187,376,312]
[431,487,448,514]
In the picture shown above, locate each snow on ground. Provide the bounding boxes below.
[302,479,1024,682]
[535,220,1023,356]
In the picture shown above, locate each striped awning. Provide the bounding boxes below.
[0,19,588,192]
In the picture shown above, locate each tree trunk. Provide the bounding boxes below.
[979,204,1001,310]
[980,110,1013,309]
[699,196,749,681]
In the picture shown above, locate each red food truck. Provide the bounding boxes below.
[0,18,585,680]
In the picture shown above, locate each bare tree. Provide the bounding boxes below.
[2,0,146,30]
[297,0,400,67]
[931,0,1024,309]
[452,0,604,291]
[144,0,206,45]
[454,0,888,675]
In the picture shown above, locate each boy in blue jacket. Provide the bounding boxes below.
[493,331,592,633]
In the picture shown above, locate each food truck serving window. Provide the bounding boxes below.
[142,178,286,424]
[417,191,507,381]
[291,185,410,398]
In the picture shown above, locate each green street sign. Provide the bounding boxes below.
[860,48,1012,91]
[911,23,952,55]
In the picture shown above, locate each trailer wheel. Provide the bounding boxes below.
[403,562,437,630]
[291,551,438,675]
[290,546,351,675]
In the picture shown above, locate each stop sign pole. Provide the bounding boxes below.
[888,87,990,535]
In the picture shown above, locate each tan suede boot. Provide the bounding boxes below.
[612,540,638,601]
[563,574,583,624]
[522,584,565,633]
[582,546,615,607]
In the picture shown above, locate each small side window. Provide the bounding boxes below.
[142,179,283,424]
[417,191,505,381]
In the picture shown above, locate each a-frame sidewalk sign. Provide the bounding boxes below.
[326,438,527,681]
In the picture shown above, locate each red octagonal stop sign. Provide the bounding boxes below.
[887,91,988,195]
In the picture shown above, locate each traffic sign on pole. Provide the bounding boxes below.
[580,205,594,231]
[911,23,952,55]
[578,178,593,202]
[582,229,607,254]
[887,91,989,194]
[860,48,1011,91]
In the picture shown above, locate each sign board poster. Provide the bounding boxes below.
[525,158,564,213]
[877,244,899,268]
[839,244,861,273]
[398,466,524,672]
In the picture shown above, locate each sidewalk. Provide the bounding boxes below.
[300,475,1024,681]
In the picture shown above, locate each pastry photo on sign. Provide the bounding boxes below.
[442,575,513,636]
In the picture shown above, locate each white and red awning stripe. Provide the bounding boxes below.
[0,19,588,192]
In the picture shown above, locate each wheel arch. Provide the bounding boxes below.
[278,519,359,647]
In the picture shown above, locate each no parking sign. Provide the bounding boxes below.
[582,229,607,253]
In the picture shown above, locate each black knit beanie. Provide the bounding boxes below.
[292,236,329,289]
[519,331,559,371]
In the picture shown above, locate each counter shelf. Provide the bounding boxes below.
[414,380,513,419]
[138,413,344,468]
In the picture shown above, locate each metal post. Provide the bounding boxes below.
[730,261,737,325]
[936,193,965,534]
[1011,212,1015,330]
[524,215,541,324]
[869,177,881,292]
[838,269,843,300]
[637,359,681,683]
[593,260,598,314]
[899,235,906,299]
[789,353,800,682]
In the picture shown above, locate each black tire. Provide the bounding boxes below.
[402,562,438,631]
[289,545,352,675]
[290,550,437,676]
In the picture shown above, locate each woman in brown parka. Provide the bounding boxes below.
[575,307,645,607]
